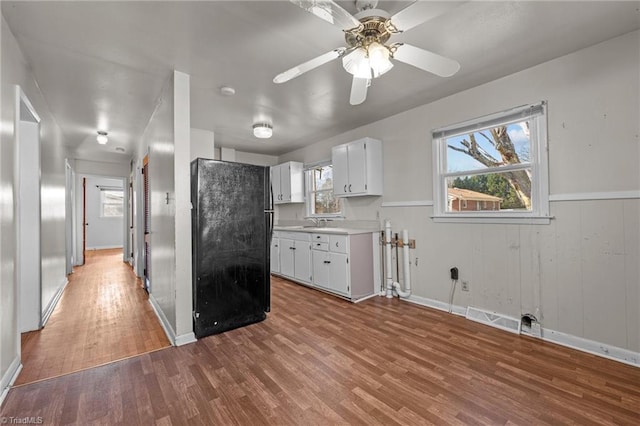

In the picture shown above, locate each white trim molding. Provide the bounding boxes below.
[381,200,433,208]
[175,333,197,346]
[395,296,640,368]
[41,277,68,327]
[550,190,640,202]
[541,328,640,368]
[400,293,467,317]
[0,357,22,407]
[148,294,176,346]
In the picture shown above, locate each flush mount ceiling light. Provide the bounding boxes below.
[253,123,273,139]
[220,86,236,96]
[96,130,108,145]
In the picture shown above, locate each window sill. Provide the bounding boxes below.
[431,215,553,225]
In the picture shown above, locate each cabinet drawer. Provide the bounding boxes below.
[329,235,348,253]
[311,233,329,243]
[279,231,311,241]
[312,242,329,251]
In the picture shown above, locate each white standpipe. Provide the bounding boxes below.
[392,229,411,298]
[384,221,411,298]
[384,220,394,298]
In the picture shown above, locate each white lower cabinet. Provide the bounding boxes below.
[275,232,311,284]
[272,229,376,301]
[312,234,350,296]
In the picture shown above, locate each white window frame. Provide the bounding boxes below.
[304,161,343,219]
[100,187,124,218]
[432,101,551,224]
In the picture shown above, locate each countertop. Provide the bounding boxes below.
[273,225,379,235]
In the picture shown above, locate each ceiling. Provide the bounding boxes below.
[3,1,639,164]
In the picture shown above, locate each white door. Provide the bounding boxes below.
[279,238,295,277]
[329,253,349,295]
[17,119,42,332]
[270,165,282,203]
[346,140,367,194]
[332,144,349,196]
[270,237,280,273]
[293,241,311,283]
[280,163,292,202]
[312,250,329,289]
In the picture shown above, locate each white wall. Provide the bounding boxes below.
[1,15,68,401]
[137,71,194,345]
[235,150,279,167]
[190,128,214,161]
[277,31,640,358]
[84,177,124,250]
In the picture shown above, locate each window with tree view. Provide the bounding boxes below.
[306,164,342,217]
[433,102,550,223]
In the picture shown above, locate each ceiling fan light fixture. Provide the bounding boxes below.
[368,42,393,77]
[96,130,108,145]
[342,48,371,79]
[253,123,273,139]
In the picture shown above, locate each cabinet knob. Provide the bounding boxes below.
[348,184,352,192]
[336,242,339,247]
[344,184,347,192]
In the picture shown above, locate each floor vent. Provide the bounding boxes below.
[465,306,521,334]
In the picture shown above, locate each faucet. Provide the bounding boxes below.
[309,218,328,227]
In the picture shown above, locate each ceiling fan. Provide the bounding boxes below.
[274,0,462,105]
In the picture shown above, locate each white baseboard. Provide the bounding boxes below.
[41,277,68,327]
[542,328,640,368]
[175,332,197,346]
[0,357,22,407]
[86,245,124,250]
[395,295,640,368]
[401,293,467,316]
[148,294,176,346]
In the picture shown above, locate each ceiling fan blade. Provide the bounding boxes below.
[392,43,460,77]
[350,76,369,106]
[289,0,362,31]
[274,48,345,84]
[389,1,465,32]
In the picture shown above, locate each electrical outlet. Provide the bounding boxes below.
[461,281,469,291]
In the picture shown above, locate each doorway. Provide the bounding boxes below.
[15,86,42,333]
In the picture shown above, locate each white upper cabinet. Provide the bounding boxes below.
[332,137,383,197]
[271,161,304,204]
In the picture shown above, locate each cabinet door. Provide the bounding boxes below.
[270,165,282,203]
[332,144,349,196]
[346,140,367,194]
[328,252,349,295]
[293,241,311,283]
[312,250,329,289]
[280,163,292,202]
[279,238,295,277]
[270,237,280,273]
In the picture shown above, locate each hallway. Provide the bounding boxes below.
[16,249,170,385]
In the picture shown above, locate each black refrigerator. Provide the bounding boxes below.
[191,158,273,338]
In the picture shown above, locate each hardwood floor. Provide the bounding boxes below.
[15,249,170,385]
[3,275,639,424]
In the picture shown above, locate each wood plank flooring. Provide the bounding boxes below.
[15,249,170,385]
[3,275,639,424]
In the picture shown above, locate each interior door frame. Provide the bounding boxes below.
[14,85,43,333]
[82,177,87,264]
